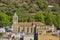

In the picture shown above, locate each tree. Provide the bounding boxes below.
[0,13,11,27]
[55,13,60,27]
[36,0,48,11]
[16,6,29,22]
[44,12,54,25]
[0,33,3,38]
[51,4,60,12]
[34,12,45,23]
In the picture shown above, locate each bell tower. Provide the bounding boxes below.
[13,12,18,24]
[12,13,19,33]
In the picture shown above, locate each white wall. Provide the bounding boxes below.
[23,35,34,40]
[0,28,5,33]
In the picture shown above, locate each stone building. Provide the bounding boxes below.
[38,31,59,40]
[23,35,34,40]
[12,13,56,35]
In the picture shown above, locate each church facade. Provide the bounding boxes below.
[12,13,56,35]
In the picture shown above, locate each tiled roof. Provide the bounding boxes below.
[12,22,45,27]
[18,22,44,26]
[12,22,55,27]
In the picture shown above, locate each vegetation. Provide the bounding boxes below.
[0,33,3,38]
[0,0,60,27]
[0,13,11,26]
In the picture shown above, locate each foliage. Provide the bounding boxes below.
[36,0,48,11]
[0,0,60,27]
[0,13,11,27]
[0,33,3,38]
[51,4,60,12]
[34,12,45,23]
[55,13,60,27]
[44,12,54,25]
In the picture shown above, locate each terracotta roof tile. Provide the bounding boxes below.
[12,22,55,28]
[16,22,45,27]
[33,22,44,26]
[18,22,32,27]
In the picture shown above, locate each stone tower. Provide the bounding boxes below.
[13,12,18,24]
[12,13,19,33]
